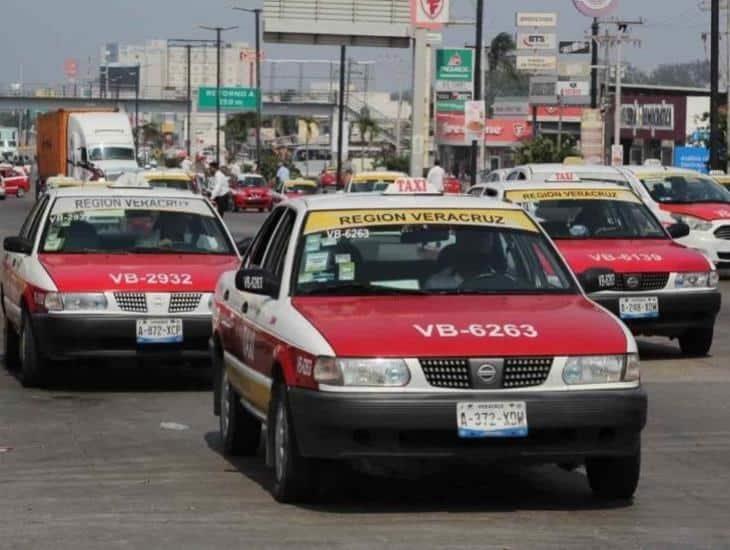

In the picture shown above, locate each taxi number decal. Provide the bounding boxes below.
[414,324,538,338]
[326,228,370,240]
[588,253,663,262]
[110,273,193,285]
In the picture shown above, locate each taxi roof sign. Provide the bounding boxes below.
[383,177,441,195]
[545,172,582,183]
[109,172,153,189]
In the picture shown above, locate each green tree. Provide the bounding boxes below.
[486,33,529,114]
[224,112,257,147]
[515,135,579,164]
[355,109,380,171]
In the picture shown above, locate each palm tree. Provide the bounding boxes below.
[299,116,318,176]
[355,109,379,171]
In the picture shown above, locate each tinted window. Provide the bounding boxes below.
[263,209,296,281]
[245,207,285,267]
[641,175,730,204]
[20,196,48,242]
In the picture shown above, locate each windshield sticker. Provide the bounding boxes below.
[334,253,351,264]
[321,236,338,247]
[304,251,329,273]
[298,272,315,284]
[505,188,641,204]
[312,272,335,283]
[304,209,538,234]
[338,262,355,281]
[305,235,321,252]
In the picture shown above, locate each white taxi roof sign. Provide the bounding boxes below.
[109,172,153,189]
[383,177,441,195]
[545,172,582,183]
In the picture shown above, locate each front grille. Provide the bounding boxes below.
[714,225,730,240]
[419,357,553,389]
[614,272,669,291]
[114,292,147,313]
[169,293,203,313]
[503,357,553,388]
[420,358,471,388]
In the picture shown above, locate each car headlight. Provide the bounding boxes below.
[57,293,108,311]
[562,354,639,385]
[672,214,713,231]
[673,271,717,289]
[313,357,410,387]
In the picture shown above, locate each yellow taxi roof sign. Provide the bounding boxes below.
[383,177,441,195]
[562,156,584,165]
[545,172,582,183]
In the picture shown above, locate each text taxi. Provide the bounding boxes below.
[211,181,647,503]
[1,182,240,386]
[485,181,721,356]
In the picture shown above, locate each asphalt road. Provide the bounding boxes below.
[1,195,729,549]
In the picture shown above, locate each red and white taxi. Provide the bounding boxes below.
[486,181,721,356]
[1,182,240,387]
[211,182,646,503]
[0,163,30,198]
[624,166,730,268]
[232,173,273,212]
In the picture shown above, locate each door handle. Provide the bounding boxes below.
[242,301,248,314]
[223,289,230,301]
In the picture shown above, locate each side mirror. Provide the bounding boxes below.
[578,267,617,294]
[3,236,32,255]
[235,267,279,297]
[667,222,690,239]
[235,237,253,256]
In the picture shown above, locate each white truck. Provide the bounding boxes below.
[0,127,19,162]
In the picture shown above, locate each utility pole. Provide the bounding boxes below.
[711,0,721,170]
[337,45,346,188]
[470,0,484,188]
[590,18,600,108]
[199,25,238,166]
[726,5,730,172]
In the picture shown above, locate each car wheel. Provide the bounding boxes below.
[17,188,25,199]
[3,314,21,370]
[18,312,47,387]
[678,327,713,356]
[586,451,640,500]
[219,368,261,456]
[269,382,314,503]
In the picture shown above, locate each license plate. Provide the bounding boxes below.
[457,401,528,438]
[136,319,183,344]
[619,296,659,319]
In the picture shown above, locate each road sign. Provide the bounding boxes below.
[517,56,557,74]
[516,12,558,27]
[573,0,618,17]
[198,87,259,111]
[517,33,557,51]
[559,41,591,55]
[435,48,474,91]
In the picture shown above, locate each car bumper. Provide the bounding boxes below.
[288,387,646,462]
[30,313,212,361]
[676,232,730,266]
[591,289,720,337]
[235,196,272,209]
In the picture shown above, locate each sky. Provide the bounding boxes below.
[0,0,716,89]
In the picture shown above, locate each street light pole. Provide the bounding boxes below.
[186,45,192,156]
[470,0,484,189]
[711,0,721,170]
[200,25,238,166]
[135,64,140,157]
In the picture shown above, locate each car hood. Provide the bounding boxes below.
[659,202,730,221]
[39,254,239,292]
[291,295,628,357]
[554,239,710,274]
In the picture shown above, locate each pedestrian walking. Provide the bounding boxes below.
[426,159,445,192]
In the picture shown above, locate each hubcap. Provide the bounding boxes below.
[220,370,230,437]
[275,398,287,482]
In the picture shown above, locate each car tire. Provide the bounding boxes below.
[586,451,640,500]
[269,382,314,503]
[18,312,47,387]
[678,327,713,356]
[3,315,21,370]
[219,367,261,456]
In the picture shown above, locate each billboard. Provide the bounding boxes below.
[674,146,709,174]
[516,12,558,27]
[517,56,557,74]
[435,48,474,91]
[517,33,557,51]
[485,119,533,146]
[263,0,412,47]
[412,0,450,28]
[559,41,591,55]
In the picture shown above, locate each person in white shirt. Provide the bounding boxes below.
[276,163,291,187]
[181,157,193,173]
[209,162,231,217]
[426,160,446,192]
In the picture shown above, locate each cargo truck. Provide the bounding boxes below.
[36,109,138,193]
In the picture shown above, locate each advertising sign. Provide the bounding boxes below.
[559,41,591,55]
[517,56,558,73]
[559,80,590,98]
[517,33,557,50]
[529,76,559,104]
[484,119,533,146]
[573,0,618,17]
[198,87,259,112]
[465,100,486,142]
[412,0,450,28]
[558,61,591,78]
[436,112,466,146]
[435,90,472,112]
[581,109,604,164]
[435,48,474,91]
[516,12,558,27]
[674,146,709,174]
[493,99,530,118]
[611,144,624,167]
[621,103,675,131]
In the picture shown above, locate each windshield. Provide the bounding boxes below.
[41,196,234,255]
[524,198,666,239]
[349,179,393,193]
[238,176,265,188]
[294,210,576,296]
[286,184,317,194]
[88,147,135,162]
[640,174,730,204]
[147,179,191,191]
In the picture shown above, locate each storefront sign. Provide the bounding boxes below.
[198,87,259,111]
[412,0,450,28]
[516,12,558,27]
[529,76,559,105]
[674,146,709,173]
[517,55,558,74]
[465,100,486,142]
[559,80,590,98]
[517,33,557,50]
[621,103,675,131]
[484,119,533,146]
[559,41,591,55]
[435,48,474,92]
[493,99,530,118]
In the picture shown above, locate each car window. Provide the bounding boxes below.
[641,175,730,204]
[19,196,48,242]
[245,207,285,267]
[262,209,297,281]
[469,188,483,197]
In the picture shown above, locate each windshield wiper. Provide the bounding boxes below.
[298,282,427,296]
